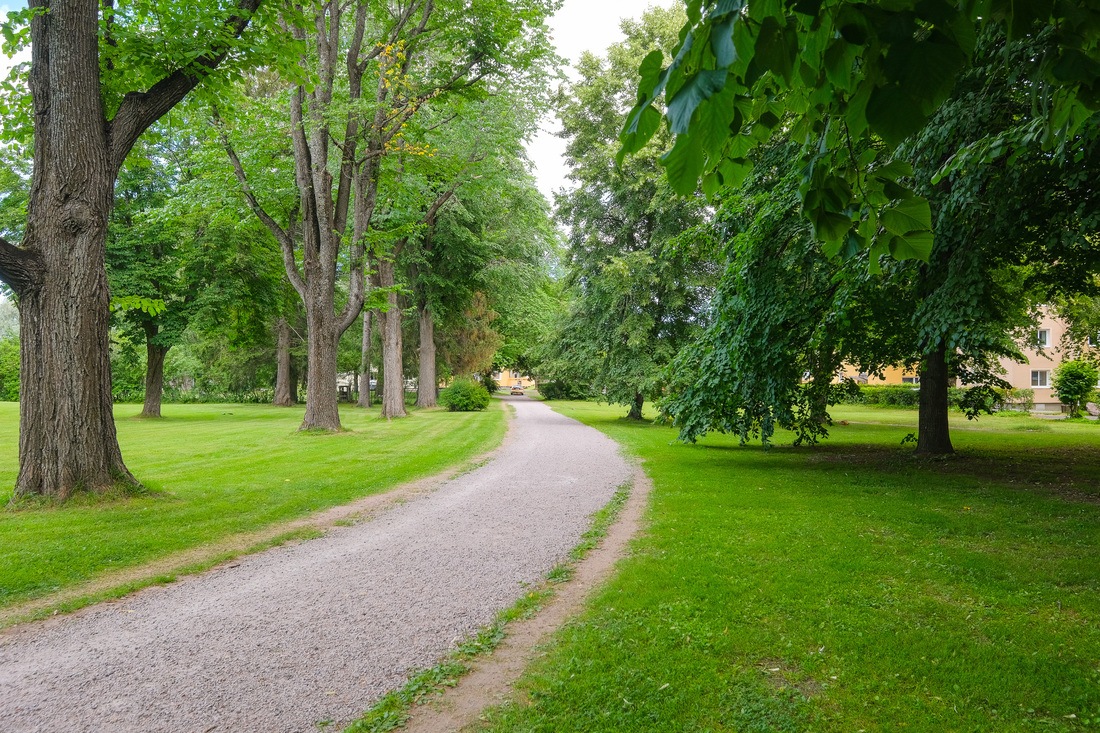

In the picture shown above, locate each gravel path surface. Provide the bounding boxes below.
[0,397,632,733]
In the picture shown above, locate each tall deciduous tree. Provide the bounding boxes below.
[0,0,281,499]
[539,7,715,419]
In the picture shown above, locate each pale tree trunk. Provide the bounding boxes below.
[916,344,954,455]
[357,310,373,408]
[416,302,437,408]
[141,324,169,418]
[273,318,296,406]
[379,259,406,419]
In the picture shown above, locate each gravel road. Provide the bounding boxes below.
[0,397,632,733]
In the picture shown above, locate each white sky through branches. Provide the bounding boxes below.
[527,1,656,206]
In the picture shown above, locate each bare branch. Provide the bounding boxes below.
[107,0,263,174]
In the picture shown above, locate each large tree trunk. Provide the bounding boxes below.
[273,318,296,407]
[301,295,342,431]
[627,391,645,420]
[0,0,262,500]
[141,333,169,419]
[916,344,954,455]
[416,303,437,408]
[379,260,406,419]
[357,310,373,408]
[8,1,135,499]
[16,219,137,499]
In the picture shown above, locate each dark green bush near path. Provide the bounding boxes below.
[536,379,591,401]
[439,378,491,412]
[481,402,1100,733]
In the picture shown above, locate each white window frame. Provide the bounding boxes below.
[1031,370,1050,388]
[1036,329,1050,348]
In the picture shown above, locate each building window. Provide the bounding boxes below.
[512,370,521,379]
[1036,329,1050,347]
[1089,333,1099,348]
[901,376,920,385]
[1031,370,1050,388]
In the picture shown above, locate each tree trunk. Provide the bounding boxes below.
[0,0,262,500]
[627,391,644,420]
[273,318,296,407]
[916,344,954,455]
[357,310,373,408]
[141,336,169,419]
[301,295,342,431]
[16,225,137,499]
[379,260,406,419]
[416,302,437,408]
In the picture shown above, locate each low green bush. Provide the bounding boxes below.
[440,378,491,412]
[838,384,921,407]
[537,379,590,400]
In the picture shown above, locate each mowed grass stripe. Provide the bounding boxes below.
[0,401,507,609]
[480,402,1100,733]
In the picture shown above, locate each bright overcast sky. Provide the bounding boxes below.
[528,1,659,205]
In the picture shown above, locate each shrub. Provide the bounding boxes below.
[439,378,491,412]
[993,387,1034,412]
[1053,359,1100,418]
[537,379,590,400]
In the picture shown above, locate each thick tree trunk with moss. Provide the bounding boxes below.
[416,303,437,408]
[141,331,169,419]
[916,344,954,455]
[627,391,645,420]
[273,318,296,407]
[379,260,407,419]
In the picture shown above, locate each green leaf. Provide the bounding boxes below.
[666,70,729,134]
[881,197,932,236]
[754,17,797,85]
[619,105,663,161]
[889,229,934,261]
[661,133,706,196]
[711,17,737,68]
[865,85,928,147]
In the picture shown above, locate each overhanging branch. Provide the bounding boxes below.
[107,0,264,174]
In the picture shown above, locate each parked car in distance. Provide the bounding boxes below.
[510,386,524,395]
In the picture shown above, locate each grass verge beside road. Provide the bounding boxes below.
[481,403,1100,732]
[0,401,507,615]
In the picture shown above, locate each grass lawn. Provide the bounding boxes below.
[481,403,1100,732]
[0,400,507,614]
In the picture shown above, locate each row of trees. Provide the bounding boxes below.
[0,0,559,500]
[537,3,1100,456]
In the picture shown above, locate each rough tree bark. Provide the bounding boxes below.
[378,259,407,419]
[141,322,169,418]
[273,318,296,406]
[0,0,262,499]
[357,309,373,408]
[627,391,645,420]
[416,303,438,408]
[916,344,954,455]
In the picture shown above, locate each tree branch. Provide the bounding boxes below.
[107,0,264,174]
[215,117,306,299]
[0,236,43,296]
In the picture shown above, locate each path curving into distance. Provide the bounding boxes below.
[0,397,632,733]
